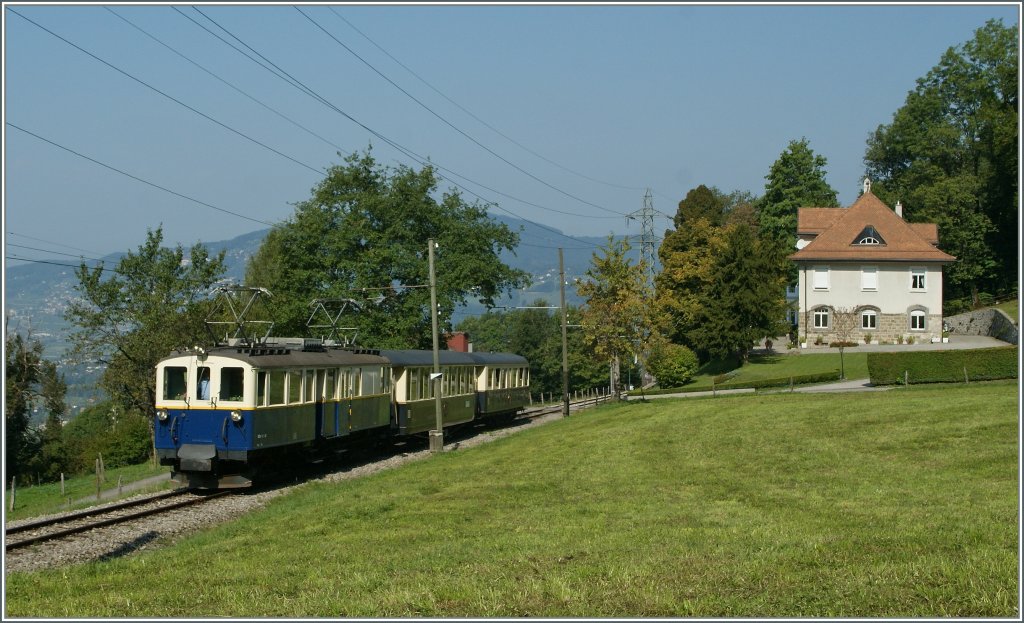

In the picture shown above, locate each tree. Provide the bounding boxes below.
[686,224,789,365]
[645,338,699,389]
[5,324,43,480]
[246,149,529,349]
[34,359,69,480]
[65,226,227,419]
[829,307,860,381]
[865,19,1017,304]
[758,138,839,255]
[576,236,655,396]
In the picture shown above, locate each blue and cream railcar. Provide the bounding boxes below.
[154,340,391,488]
[381,350,481,435]
[470,352,530,417]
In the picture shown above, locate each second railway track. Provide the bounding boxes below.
[5,489,231,552]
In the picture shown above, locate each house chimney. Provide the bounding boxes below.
[446,331,471,352]
[895,201,903,219]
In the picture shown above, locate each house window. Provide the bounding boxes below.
[813,266,829,290]
[910,268,926,291]
[854,225,885,245]
[910,310,927,331]
[861,310,877,329]
[813,308,830,329]
[861,266,877,291]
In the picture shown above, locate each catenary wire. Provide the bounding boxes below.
[298,6,627,218]
[330,7,647,195]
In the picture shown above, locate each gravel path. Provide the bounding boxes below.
[4,409,565,575]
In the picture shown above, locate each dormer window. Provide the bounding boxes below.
[854,226,885,245]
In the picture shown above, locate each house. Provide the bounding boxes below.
[789,179,956,344]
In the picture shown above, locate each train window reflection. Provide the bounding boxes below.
[268,371,286,405]
[163,367,187,400]
[220,367,245,402]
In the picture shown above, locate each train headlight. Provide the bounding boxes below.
[157,409,169,422]
[231,410,243,423]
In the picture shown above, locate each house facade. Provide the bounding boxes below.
[789,180,956,344]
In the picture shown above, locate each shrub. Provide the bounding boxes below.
[906,335,915,344]
[829,341,858,348]
[814,335,824,345]
[867,347,1018,385]
[645,342,699,388]
[864,333,872,344]
[897,335,904,344]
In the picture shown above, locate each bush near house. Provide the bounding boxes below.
[867,347,1018,386]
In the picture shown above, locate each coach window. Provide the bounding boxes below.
[268,371,286,406]
[163,366,187,400]
[257,371,268,406]
[288,370,302,404]
[325,369,337,401]
[305,370,316,402]
[220,367,245,402]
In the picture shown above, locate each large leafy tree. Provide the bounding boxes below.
[686,224,790,364]
[65,226,227,418]
[864,19,1017,303]
[576,236,655,395]
[5,326,43,479]
[246,149,529,349]
[758,138,840,253]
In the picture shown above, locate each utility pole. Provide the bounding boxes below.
[428,239,444,453]
[559,248,570,418]
[625,188,657,288]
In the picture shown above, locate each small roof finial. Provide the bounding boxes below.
[863,178,872,194]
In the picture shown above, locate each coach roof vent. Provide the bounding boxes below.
[302,338,326,352]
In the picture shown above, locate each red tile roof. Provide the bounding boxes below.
[789,192,955,263]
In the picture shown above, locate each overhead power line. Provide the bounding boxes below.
[7,122,279,228]
[183,7,606,248]
[8,8,326,177]
[298,6,627,218]
[330,8,647,194]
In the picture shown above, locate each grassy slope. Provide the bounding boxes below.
[681,351,867,390]
[5,463,172,522]
[6,382,1018,617]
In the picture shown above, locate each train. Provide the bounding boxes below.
[153,337,531,488]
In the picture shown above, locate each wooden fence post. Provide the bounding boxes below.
[118,476,123,497]
[789,376,794,393]
[60,472,65,496]
[964,366,969,384]
[904,370,909,387]
[9,477,15,512]
[96,458,101,500]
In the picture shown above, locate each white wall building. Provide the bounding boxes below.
[789,181,955,344]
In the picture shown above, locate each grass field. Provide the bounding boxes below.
[5,381,1018,617]
[5,462,172,522]
[677,350,867,391]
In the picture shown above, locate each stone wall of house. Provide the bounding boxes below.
[798,313,942,344]
[945,309,1019,345]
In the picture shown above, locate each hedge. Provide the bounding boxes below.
[640,370,842,396]
[867,346,1018,386]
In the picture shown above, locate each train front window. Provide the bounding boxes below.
[163,367,187,400]
[220,367,245,402]
[196,367,211,400]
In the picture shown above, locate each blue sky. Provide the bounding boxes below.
[3,2,1020,264]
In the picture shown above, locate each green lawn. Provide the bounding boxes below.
[5,462,172,522]
[6,382,1017,617]
[994,299,1018,322]
[677,350,866,391]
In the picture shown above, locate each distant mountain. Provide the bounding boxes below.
[4,216,627,414]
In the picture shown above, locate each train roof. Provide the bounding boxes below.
[157,339,528,369]
[378,349,528,367]
[158,343,388,369]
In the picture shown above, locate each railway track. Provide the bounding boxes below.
[5,489,231,552]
